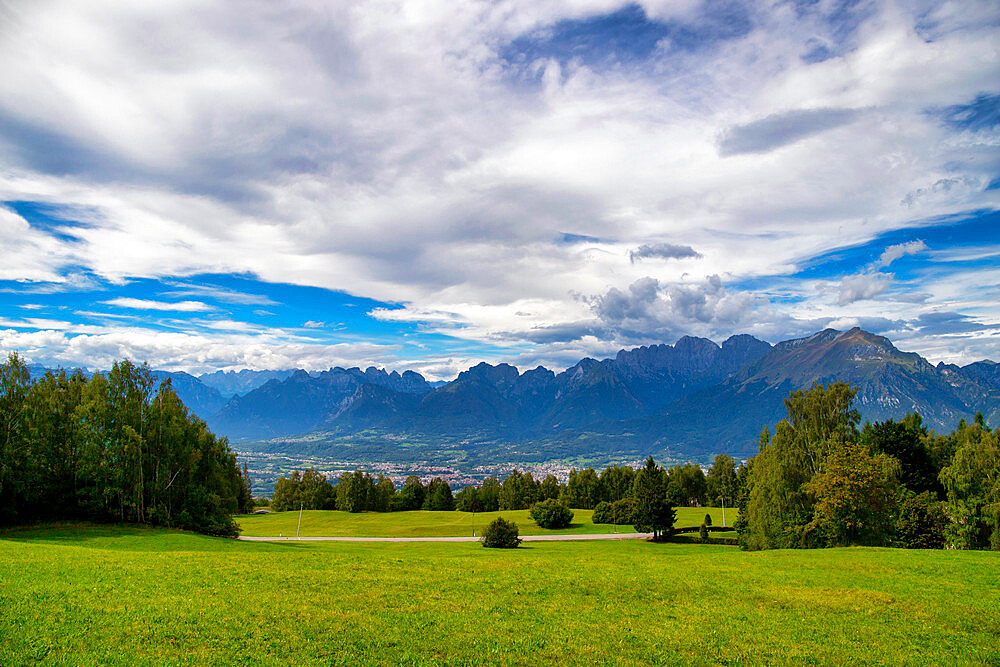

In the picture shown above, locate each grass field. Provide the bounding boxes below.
[2,523,997,665]
[237,506,736,537]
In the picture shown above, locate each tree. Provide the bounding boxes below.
[539,474,562,501]
[481,517,520,548]
[740,383,861,550]
[598,465,635,503]
[631,456,675,540]
[423,477,455,511]
[803,441,900,547]
[592,497,637,526]
[0,356,245,536]
[397,475,425,511]
[371,475,396,513]
[455,486,482,512]
[860,415,940,496]
[706,454,737,507]
[896,491,947,549]
[499,470,538,510]
[611,497,638,526]
[592,501,612,523]
[0,356,31,513]
[529,498,573,529]
[236,464,254,515]
[783,382,860,474]
[665,463,707,507]
[562,468,601,509]
[939,422,999,550]
[271,471,302,512]
[337,471,373,513]
[478,477,501,512]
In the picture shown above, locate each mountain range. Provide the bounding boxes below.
[208,327,1000,463]
[24,327,1000,464]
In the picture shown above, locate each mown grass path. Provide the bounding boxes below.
[2,523,997,665]
[238,532,651,542]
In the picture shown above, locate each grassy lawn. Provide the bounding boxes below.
[2,524,997,665]
[237,506,737,537]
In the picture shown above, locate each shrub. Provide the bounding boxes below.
[592,501,612,524]
[704,513,712,527]
[699,522,709,542]
[529,498,574,529]
[481,517,521,548]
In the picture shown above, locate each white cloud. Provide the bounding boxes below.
[838,273,893,306]
[102,298,214,312]
[876,240,928,268]
[0,327,404,377]
[0,0,998,367]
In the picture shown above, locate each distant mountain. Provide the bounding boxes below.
[614,328,1000,459]
[211,333,774,444]
[207,366,433,440]
[151,371,228,419]
[197,369,298,398]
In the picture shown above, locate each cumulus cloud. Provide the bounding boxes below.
[587,274,773,343]
[838,273,893,305]
[876,240,928,268]
[628,243,702,263]
[0,0,998,369]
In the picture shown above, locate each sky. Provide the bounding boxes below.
[1,0,999,381]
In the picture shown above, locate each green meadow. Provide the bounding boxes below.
[2,523,997,665]
[236,506,735,538]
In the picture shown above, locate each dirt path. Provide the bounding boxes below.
[238,532,652,542]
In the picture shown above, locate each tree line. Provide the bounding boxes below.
[272,455,737,517]
[736,382,1000,550]
[0,353,252,536]
[271,470,457,512]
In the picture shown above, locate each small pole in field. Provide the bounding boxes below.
[297,503,303,539]
[472,508,476,537]
[721,496,726,527]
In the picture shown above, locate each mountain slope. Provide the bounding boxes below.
[152,371,227,418]
[207,366,433,440]
[626,327,997,459]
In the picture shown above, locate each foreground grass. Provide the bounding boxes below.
[237,506,736,537]
[2,524,997,665]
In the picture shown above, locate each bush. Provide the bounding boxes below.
[529,498,574,529]
[704,513,712,527]
[481,517,521,548]
[592,501,612,523]
[699,522,709,542]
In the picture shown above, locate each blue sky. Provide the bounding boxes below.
[1,0,998,379]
